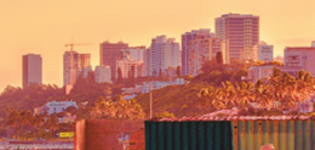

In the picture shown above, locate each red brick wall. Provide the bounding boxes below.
[74,119,144,150]
[129,128,145,150]
[74,120,86,150]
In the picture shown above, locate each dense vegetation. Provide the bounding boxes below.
[0,52,310,139]
[191,58,249,86]
[4,108,70,140]
[136,84,211,118]
[197,68,315,116]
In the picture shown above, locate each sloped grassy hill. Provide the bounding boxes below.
[136,84,212,118]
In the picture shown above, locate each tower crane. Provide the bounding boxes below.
[65,42,93,85]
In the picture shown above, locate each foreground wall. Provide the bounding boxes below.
[145,121,232,150]
[129,128,145,150]
[74,119,86,150]
[74,119,144,150]
[145,117,315,150]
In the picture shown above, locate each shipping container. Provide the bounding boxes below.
[145,116,315,150]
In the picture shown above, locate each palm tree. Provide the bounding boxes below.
[235,82,254,116]
[254,79,272,115]
[196,88,212,110]
[295,71,315,115]
[268,68,285,115]
[211,88,226,110]
[128,99,145,119]
[91,96,145,120]
[281,73,297,114]
[44,114,59,139]
[19,110,33,140]
[6,110,20,139]
[222,81,238,110]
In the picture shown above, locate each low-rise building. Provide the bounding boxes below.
[81,66,92,78]
[188,37,224,76]
[141,78,187,93]
[122,94,137,100]
[58,115,77,123]
[116,59,144,78]
[121,78,188,94]
[37,100,79,115]
[122,85,143,94]
[284,46,315,76]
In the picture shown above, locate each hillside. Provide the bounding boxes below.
[136,83,212,118]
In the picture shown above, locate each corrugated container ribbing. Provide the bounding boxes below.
[145,116,315,150]
[145,121,233,150]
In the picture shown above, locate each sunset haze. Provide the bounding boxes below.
[1,0,315,91]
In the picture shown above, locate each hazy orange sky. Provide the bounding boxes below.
[1,0,315,91]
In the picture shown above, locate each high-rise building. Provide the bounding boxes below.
[81,66,92,78]
[149,35,180,76]
[116,59,144,78]
[63,51,79,86]
[144,48,150,76]
[94,65,111,83]
[311,41,315,47]
[100,41,129,78]
[215,13,259,63]
[22,54,42,88]
[181,29,215,76]
[121,48,146,61]
[78,54,91,71]
[164,38,181,69]
[188,37,223,76]
[258,41,274,62]
[63,51,91,86]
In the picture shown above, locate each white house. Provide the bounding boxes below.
[141,78,187,93]
[39,100,79,115]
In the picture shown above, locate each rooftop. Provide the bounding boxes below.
[146,115,315,122]
[286,47,315,50]
[218,13,257,18]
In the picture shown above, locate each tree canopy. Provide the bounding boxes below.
[197,68,315,116]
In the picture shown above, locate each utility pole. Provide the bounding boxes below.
[150,83,152,118]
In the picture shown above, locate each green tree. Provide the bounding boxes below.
[155,111,175,118]
[128,70,131,79]
[176,66,181,77]
[91,97,145,120]
[159,68,162,78]
[131,65,135,79]
[117,67,123,82]
[295,70,315,114]
[235,82,254,115]
[44,114,59,138]
[254,79,272,115]
[221,81,238,109]
[215,52,224,64]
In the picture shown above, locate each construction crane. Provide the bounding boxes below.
[65,42,93,85]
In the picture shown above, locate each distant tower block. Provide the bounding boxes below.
[311,41,315,47]
[22,54,42,88]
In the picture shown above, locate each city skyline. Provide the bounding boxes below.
[1,0,315,91]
